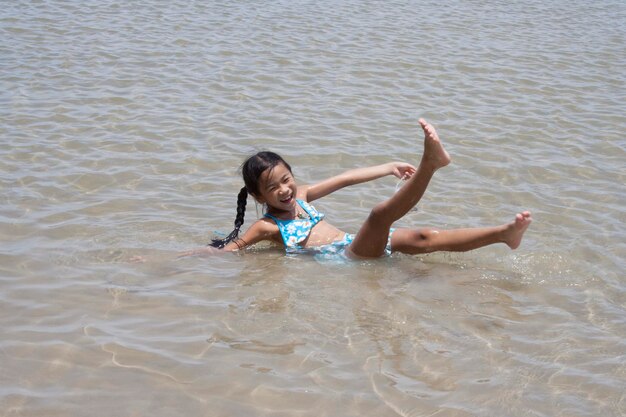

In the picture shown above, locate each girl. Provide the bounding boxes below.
[186,119,532,259]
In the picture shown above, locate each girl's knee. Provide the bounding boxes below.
[420,228,439,239]
[368,201,393,225]
[399,228,440,254]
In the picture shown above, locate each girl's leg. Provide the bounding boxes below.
[390,212,532,254]
[347,119,451,258]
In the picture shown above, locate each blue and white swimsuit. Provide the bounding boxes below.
[264,199,394,257]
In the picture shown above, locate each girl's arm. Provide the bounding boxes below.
[223,218,278,251]
[178,219,278,257]
[303,162,416,202]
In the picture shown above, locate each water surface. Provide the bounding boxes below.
[1,1,625,416]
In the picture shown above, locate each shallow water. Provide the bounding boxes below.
[1,1,625,416]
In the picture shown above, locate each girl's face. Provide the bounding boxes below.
[255,162,297,212]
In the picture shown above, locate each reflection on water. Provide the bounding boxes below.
[1,0,625,416]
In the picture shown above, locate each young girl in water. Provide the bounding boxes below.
[186,119,532,259]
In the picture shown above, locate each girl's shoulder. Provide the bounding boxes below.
[296,185,312,202]
[250,217,281,238]
[255,216,279,227]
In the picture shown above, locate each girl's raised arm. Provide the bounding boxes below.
[303,162,416,202]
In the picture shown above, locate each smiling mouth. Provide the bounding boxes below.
[280,195,293,203]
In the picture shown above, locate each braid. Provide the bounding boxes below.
[209,187,248,248]
[233,186,248,233]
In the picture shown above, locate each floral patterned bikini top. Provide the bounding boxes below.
[264,199,325,249]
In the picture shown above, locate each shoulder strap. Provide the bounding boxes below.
[297,199,321,220]
[297,199,313,216]
[264,212,279,222]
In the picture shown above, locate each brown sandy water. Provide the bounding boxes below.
[1,1,625,416]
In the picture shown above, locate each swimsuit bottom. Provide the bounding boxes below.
[311,229,395,261]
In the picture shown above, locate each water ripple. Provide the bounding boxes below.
[1,0,625,415]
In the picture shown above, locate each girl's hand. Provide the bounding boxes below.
[389,162,417,179]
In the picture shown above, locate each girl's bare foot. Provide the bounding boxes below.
[419,118,451,170]
[504,211,532,249]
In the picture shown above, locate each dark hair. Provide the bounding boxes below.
[209,151,292,248]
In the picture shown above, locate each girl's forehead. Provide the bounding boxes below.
[259,163,291,184]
